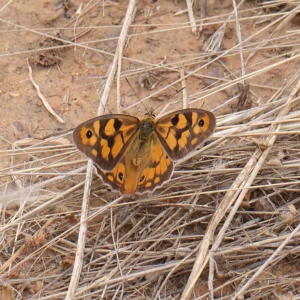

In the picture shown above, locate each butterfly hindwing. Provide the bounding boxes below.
[95,157,129,193]
[136,140,173,193]
[155,109,216,161]
[73,114,139,171]
[96,137,173,194]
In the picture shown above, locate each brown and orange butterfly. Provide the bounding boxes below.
[73,109,216,195]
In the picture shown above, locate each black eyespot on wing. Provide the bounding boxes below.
[139,175,145,182]
[118,172,124,181]
[86,130,93,138]
[198,119,205,127]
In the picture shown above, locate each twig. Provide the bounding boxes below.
[65,1,138,299]
[27,58,65,124]
[234,222,300,299]
[180,73,300,300]
[186,0,197,34]
[232,75,300,299]
[232,0,246,78]
[180,68,187,108]
[245,5,300,65]
[117,47,122,113]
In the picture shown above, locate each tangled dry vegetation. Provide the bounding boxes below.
[1,0,300,299]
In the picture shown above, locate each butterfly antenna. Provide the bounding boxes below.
[125,78,149,113]
[152,87,185,115]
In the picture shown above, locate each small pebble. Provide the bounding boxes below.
[13,121,24,132]
[203,67,224,86]
[10,92,20,97]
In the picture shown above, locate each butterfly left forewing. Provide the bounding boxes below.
[73,114,139,171]
[155,109,216,160]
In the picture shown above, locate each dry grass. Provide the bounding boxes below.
[1,0,300,299]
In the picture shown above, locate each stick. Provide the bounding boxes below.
[65,1,138,299]
[186,0,197,34]
[27,58,65,124]
[180,72,300,300]
[180,68,187,108]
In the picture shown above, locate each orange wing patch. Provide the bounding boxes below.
[97,155,140,194]
[96,157,130,193]
[136,142,173,193]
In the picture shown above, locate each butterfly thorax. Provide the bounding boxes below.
[138,115,156,140]
[125,115,156,169]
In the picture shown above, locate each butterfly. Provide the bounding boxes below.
[73,109,216,195]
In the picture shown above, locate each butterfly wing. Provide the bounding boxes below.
[95,156,132,193]
[136,140,173,193]
[155,109,216,161]
[96,154,141,194]
[97,137,174,194]
[73,114,139,171]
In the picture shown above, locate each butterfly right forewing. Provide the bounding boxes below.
[155,109,216,161]
[73,114,139,171]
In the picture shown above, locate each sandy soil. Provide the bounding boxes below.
[2,0,295,155]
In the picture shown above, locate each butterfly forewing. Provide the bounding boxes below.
[73,114,139,171]
[155,109,216,161]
